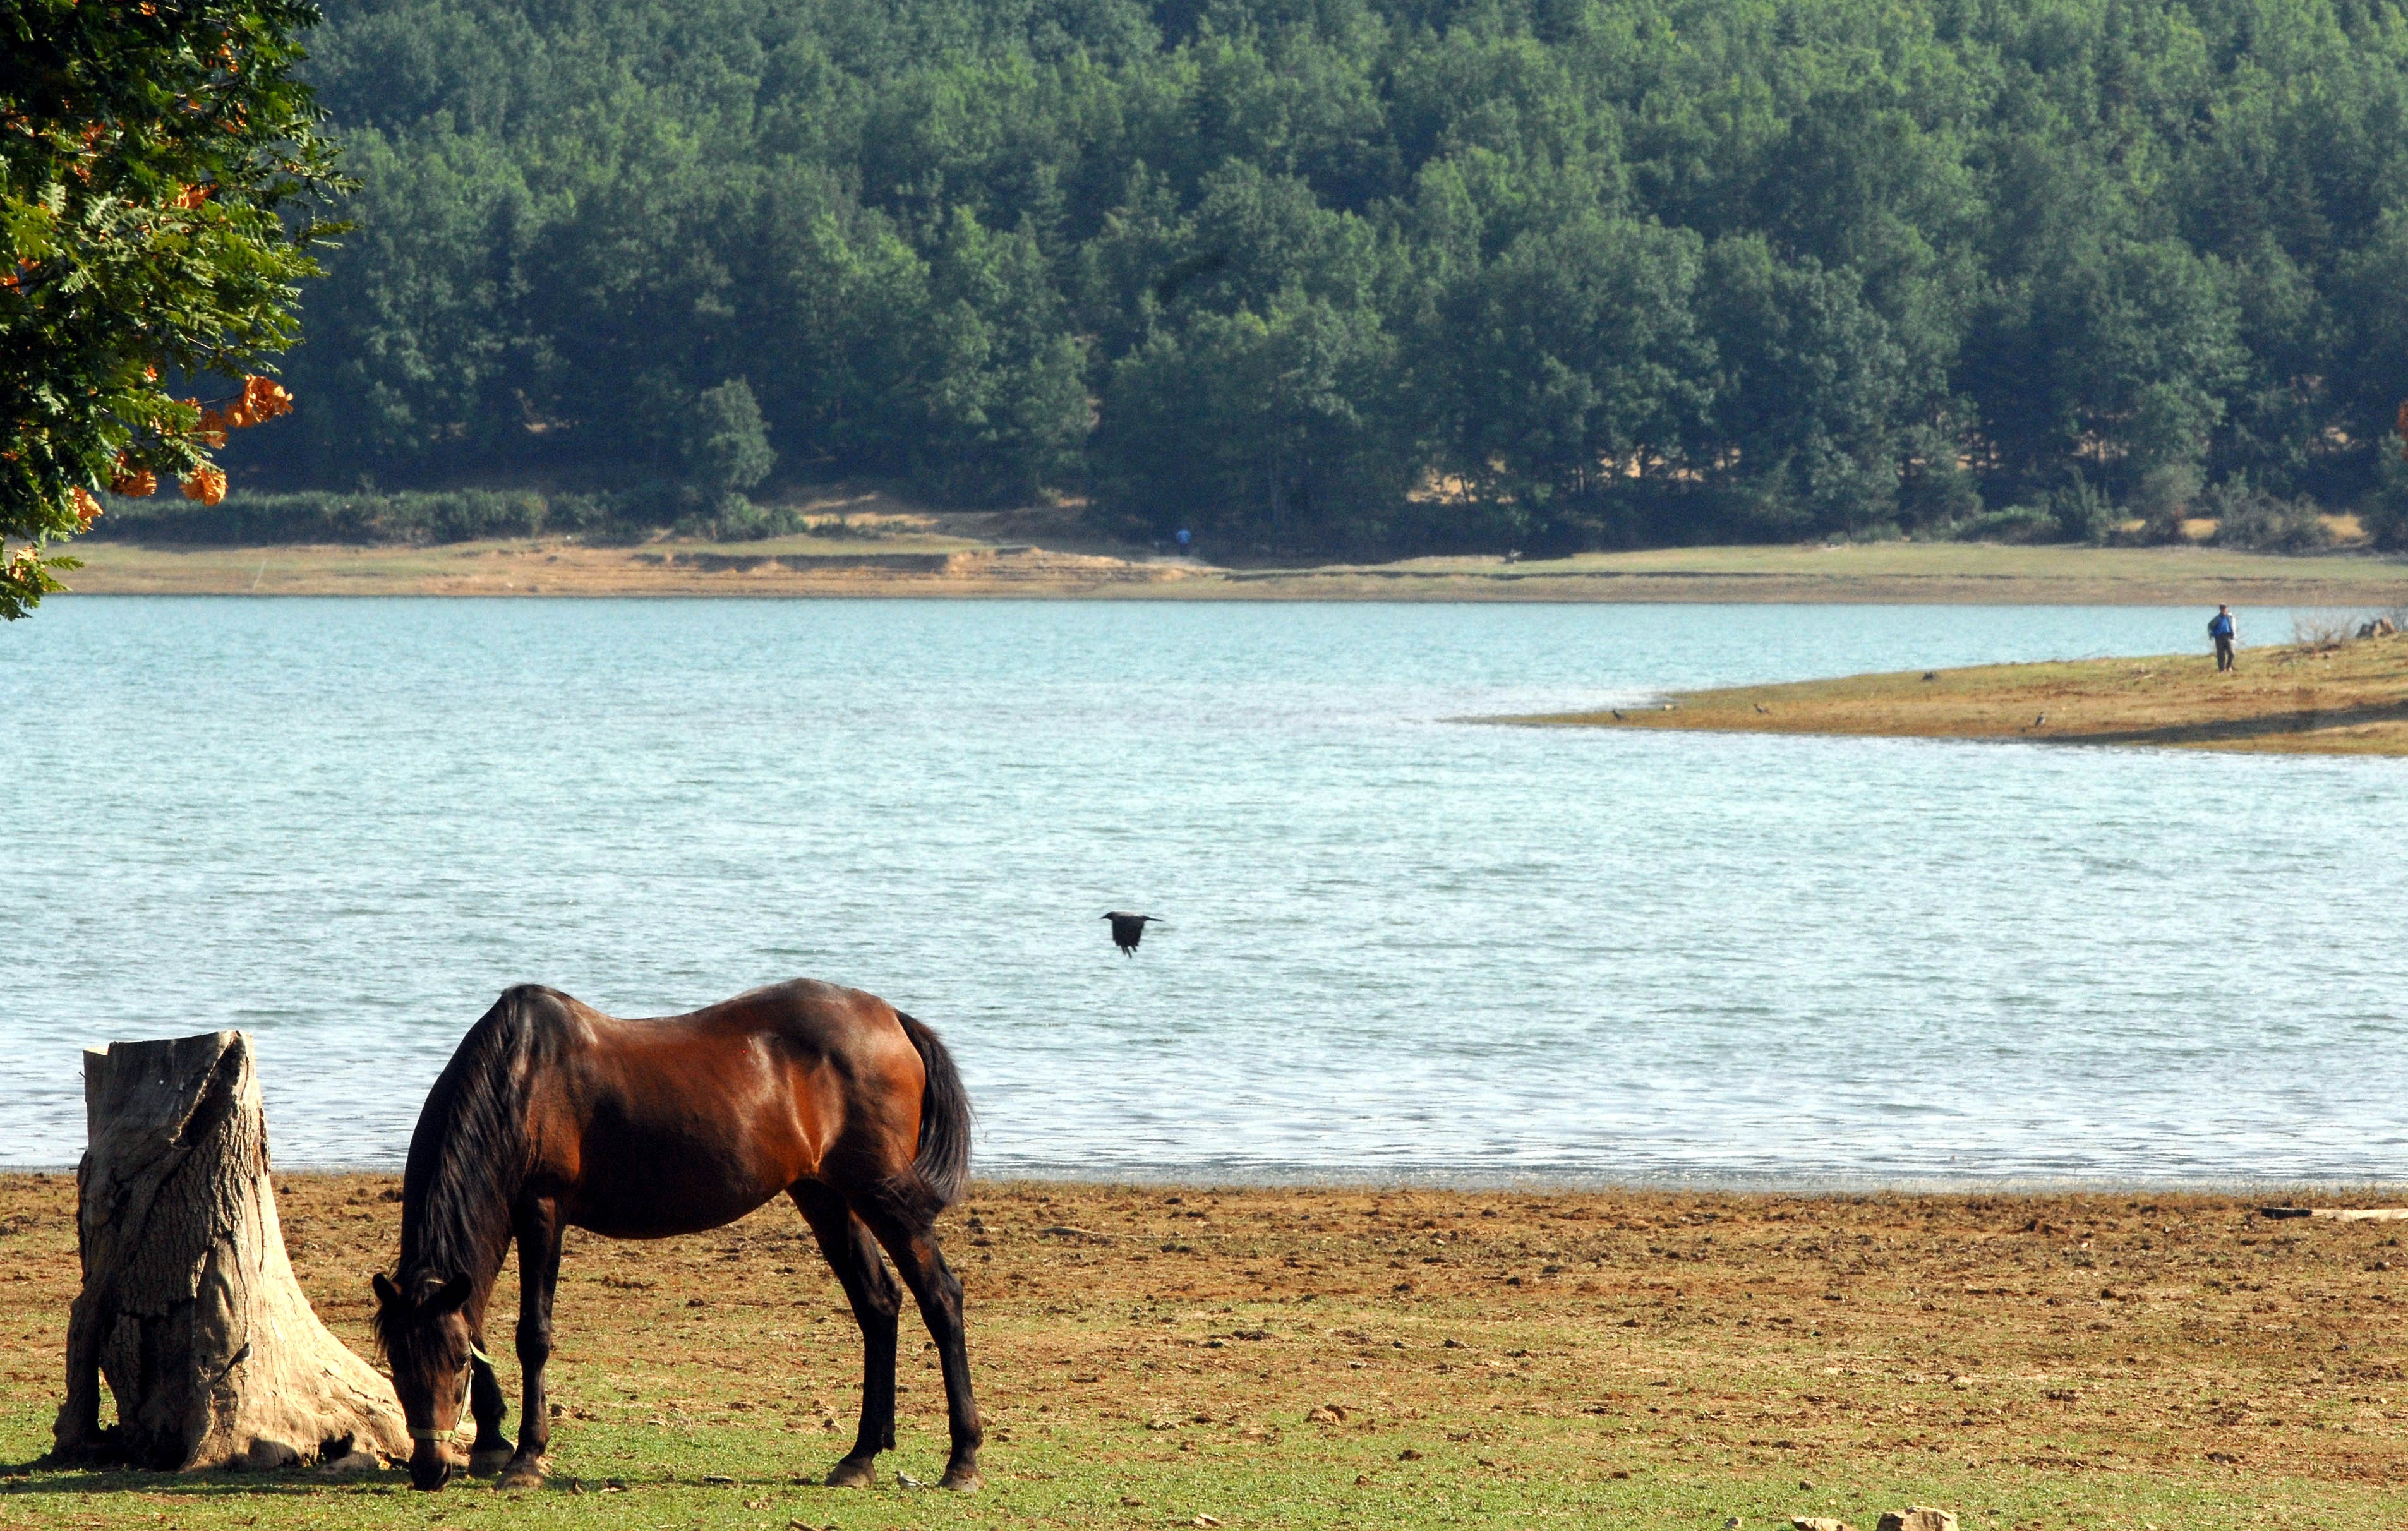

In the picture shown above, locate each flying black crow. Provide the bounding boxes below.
[1103,911,1161,956]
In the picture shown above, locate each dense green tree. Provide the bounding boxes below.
[683,379,776,496]
[1095,292,1407,548]
[1428,214,1708,546]
[1694,237,1927,539]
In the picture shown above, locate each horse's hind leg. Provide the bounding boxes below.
[792,1184,902,1487]
[854,1191,984,1492]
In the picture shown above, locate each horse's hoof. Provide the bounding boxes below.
[937,1465,984,1494]
[496,1455,546,1491]
[467,1446,515,1477]
[823,1456,877,1489]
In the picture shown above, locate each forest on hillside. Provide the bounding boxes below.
[199,0,2408,553]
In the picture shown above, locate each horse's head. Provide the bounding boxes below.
[371,1270,474,1489]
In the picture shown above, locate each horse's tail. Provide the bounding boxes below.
[896,1011,972,1210]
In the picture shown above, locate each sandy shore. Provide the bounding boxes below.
[1510,630,2408,755]
[3,1172,2402,1527]
[55,535,2408,604]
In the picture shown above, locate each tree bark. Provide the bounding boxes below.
[52,1031,409,1470]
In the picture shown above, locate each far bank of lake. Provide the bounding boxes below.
[56,536,2408,606]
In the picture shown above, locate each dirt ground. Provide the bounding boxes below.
[1521,630,2408,754]
[4,1174,2406,1528]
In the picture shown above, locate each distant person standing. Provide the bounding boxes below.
[1176,527,1192,558]
[2209,604,2238,671]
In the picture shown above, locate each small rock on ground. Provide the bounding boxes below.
[1791,1519,1851,1531]
[241,1439,301,1472]
[1876,1511,1958,1531]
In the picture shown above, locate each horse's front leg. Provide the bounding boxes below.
[466,1349,513,1475]
[498,1199,564,1489]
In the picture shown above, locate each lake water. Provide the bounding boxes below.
[6,597,2402,1188]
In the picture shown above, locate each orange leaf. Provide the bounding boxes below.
[181,465,227,506]
[71,488,102,526]
[241,375,294,421]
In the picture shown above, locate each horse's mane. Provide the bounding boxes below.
[376,986,543,1347]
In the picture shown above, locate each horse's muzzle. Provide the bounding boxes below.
[408,1444,452,1491]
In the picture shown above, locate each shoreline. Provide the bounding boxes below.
[1508,630,2408,755]
[6,1161,2399,1196]
[52,534,2408,604]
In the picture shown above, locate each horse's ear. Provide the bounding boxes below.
[372,1271,401,1311]
[427,1275,473,1316]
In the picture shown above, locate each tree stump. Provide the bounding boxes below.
[52,1031,409,1470]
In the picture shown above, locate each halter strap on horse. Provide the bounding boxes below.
[407,1343,500,1439]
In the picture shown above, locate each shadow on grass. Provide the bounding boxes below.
[2052,697,2408,748]
[0,1457,621,1497]
[0,1464,400,1498]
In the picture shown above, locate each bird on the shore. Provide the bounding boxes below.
[1611,709,1626,721]
[1923,671,1938,681]
[1103,911,1162,956]
[2033,712,2047,727]
[1754,704,1769,714]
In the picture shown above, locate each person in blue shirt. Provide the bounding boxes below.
[2209,604,2237,671]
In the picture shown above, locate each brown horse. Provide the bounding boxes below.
[370,979,980,1493]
